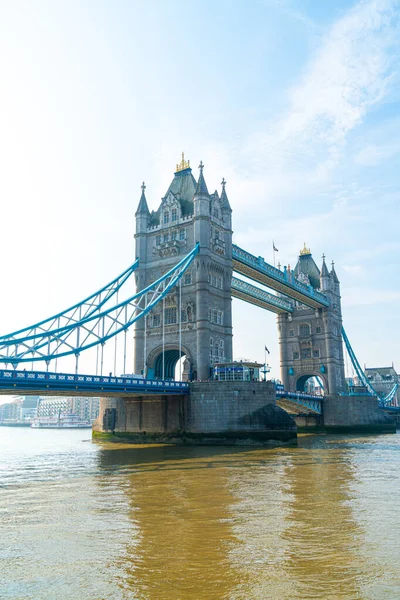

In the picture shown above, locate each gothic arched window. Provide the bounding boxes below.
[171,208,177,222]
[299,324,310,337]
[163,211,169,225]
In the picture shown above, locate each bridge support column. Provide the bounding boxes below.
[93,383,297,445]
[94,395,188,441]
[323,394,395,433]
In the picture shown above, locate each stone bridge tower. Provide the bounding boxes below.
[134,155,233,381]
[277,245,345,395]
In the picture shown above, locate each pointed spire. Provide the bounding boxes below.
[331,260,339,283]
[321,253,330,277]
[220,177,232,211]
[194,161,209,196]
[135,181,150,216]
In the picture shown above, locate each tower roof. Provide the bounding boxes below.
[135,182,150,216]
[294,244,321,289]
[220,177,232,211]
[194,161,209,196]
[164,167,197,211]
[320,254,330,278]
[149,155,198,226]
[331,262,340,283]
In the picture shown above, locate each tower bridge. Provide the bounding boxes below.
[0,154,396,440]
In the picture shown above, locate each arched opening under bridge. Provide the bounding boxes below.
[154,349,183,379]
[295,374,325,395]
[148,345,193,381]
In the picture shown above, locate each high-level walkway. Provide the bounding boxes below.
[232,244,329,309]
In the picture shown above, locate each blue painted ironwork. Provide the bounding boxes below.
[342,327,376,395]
[231,277,293,313]
[379,383,398,407]
[342,327,398,406]
[232,244,329,309]
[0,244,199,366]
[0,369,189,396]
[0,259,139,343]
[382,403,400,412]
[276,389,323,414]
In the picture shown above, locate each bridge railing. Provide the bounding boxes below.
[232,245,329,306]
[0,369,190,392]
[275,389,324,401]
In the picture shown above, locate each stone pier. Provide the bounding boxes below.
[93,381,297,446]
[323,394,395,433]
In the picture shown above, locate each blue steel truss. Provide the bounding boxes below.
[231,277,293,314]
[379,383,398,407]
[0,245,199,366]
[0,259,139,342]
[232,244,329,309]
[342,327,398,406]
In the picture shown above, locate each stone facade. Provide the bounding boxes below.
[364,366,400,406]
[323,394,395,433]
[278,248,345,395]
[94,381,297,445]
[134,158,233,381]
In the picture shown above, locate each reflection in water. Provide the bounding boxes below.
[95,441,371,600]
[97,445,249,599]
[2,429,400,599]
[281,442,367,599]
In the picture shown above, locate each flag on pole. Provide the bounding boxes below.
[265,346,270,354]
[273,242,279,252]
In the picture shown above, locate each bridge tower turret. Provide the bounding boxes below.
[135,181,150,264]
[277,245,345,395]
[133,154,233,380]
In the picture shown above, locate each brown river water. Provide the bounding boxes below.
[1,427,400,599]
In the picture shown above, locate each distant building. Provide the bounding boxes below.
[364,366,400,405]
[0,399,20,421]
[20,396,40,421]
[37,396,100,422]
[0,396,40,422]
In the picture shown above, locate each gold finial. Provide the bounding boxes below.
[175,152,190,172]
[300,242,311,256]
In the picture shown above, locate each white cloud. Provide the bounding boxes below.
[344,241,400,262]
[354,142,400,166]
[263,0,319,31]
[343,287,400,307]
[342,265,365,276]
[237,0,400,208]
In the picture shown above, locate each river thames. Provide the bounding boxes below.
[1,427,400,599]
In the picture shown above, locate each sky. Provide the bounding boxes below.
[0,0,399,393]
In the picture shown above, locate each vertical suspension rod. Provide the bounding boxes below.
[162,282,165,380]
[123,305,127,376]
[179,278,182,381]
[113,291,119,376]
[143,293,147,378]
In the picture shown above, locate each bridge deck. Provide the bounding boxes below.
[0,369,189,397]
[233,245,329,309]
[276,390,323,414]
[231,277,293,314]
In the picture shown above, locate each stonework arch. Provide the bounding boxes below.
[294,372,327,393]
[147,343,193,379]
